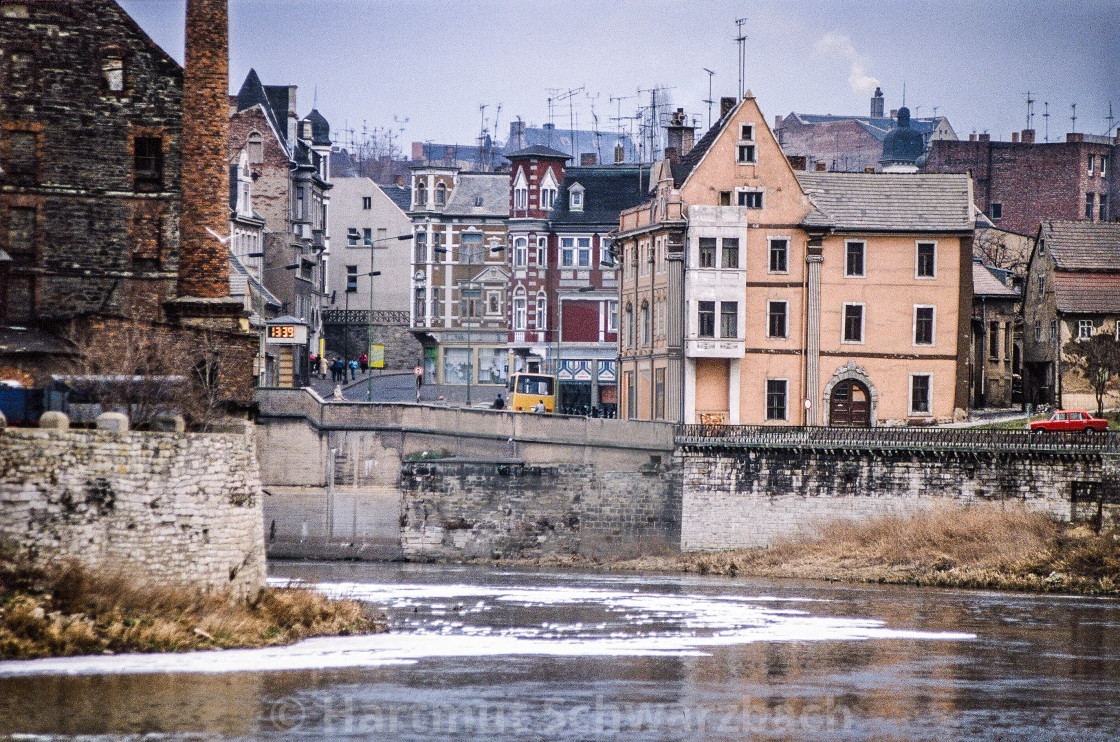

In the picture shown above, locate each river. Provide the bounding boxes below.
[1,561,1118,740]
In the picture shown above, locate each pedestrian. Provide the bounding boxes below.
[492,394,504,410]
[332,358,344,382]
[359,353,368,374]
[348,358,358,380]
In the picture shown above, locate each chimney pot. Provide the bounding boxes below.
[814,161,827,172]
[1066,132,1084,143]
[1021,129,1035,144]
[969,133,977,142]
[890,109,898,119]
[1011,132,1019,143]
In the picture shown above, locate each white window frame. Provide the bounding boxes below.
[1088,154,1095,176]
[577,236,592,267]
[535,291,547,330]
[735,188,763,208]
[536,236,548,265]
[1078,319,1094,340]
[513,290,527,330]
[915,240,937,279]
[486,289,502,317]
[362,196,372,210]
[765,378,789,422]
[569,184,584,211]
[1100,155,1108,177]
[513,237,528,267]
[560,237,576,267]
[908,372,933,416]
[913,304,936,346]
[844,240,866,278]
[768,236,789,274]
[842,302,865,344]
[608,300,618,333]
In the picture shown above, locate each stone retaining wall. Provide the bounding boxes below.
[0,428,265,598]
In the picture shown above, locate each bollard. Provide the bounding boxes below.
[39,411,70,430]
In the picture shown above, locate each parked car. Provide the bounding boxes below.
[1028,410,1109,433]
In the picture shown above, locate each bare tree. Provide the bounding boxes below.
[1063,334,1120,416]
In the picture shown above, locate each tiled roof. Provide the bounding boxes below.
[673,106,735,186]
[381,184,412,213]
[1053,272,1120,314]
[444,174,510,216]
[236,70,286,146]
[795,172,973,232]
[505,145,571,160]
[973,263,1019,298]
[1040,221,1120,272]
[549,167,650,226]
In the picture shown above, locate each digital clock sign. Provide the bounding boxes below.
[268,325,296,339]
[265,322,307,345]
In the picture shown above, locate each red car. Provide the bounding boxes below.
[1029,410,1109,433]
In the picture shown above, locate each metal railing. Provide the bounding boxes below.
[675,424,1120,455]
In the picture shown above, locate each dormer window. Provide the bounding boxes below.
[539,168,559,210]
[513,168,528,210]
[569,183,585,211]
[435,182,447,206]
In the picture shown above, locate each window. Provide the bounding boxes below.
[6,206,35,265]
[698,301,716,338]
[577,237,592,267]
[534,292,547,329]
[736,144,756,164]
[914,306,935,345]
[1086,193,1095,220]
[769,238,788,273]
[845,241,865,277]
[6,129,37,178]
[415,181,427,207]
[570,187,584,211]
[766,379,788,421]
[916,242,936,278]
[536,236,548,265]
[1101,156,1108,176]
[1034,320,1041,342]
[641,301,651,346]
[654,368,666,420]
[102,56,124,92]
[345,265,358,293]
[718,191,731,206]
[608,300,618,332]
[737,190,762,208]
[513,237,528,267]
[487,290,501,316]
[294,188,305,221]
[414,287,426,321]
[698,237,716,268]
[721,238,739,269]
[513,292,526,329]
[624,303,633,348]
[459,232,484,263]
[541,187,557,210]
[363,228,373,246]
[626,372,636,418]
[740,124,754,141]
[347,229,359,247]
[1078,319,1094,340]
[514,186,527,210]
[1050,319,1058,340]
[989,202,1002,220]
[435,182,447,206]
[910,374,931,414]
[1101,194,1109,221]
[988,322,999,361]
[247,132,263,164]
[843,303,864,343]
[768,300,787,339]
[362,196,372,210]
[1088,155,1095,175]
[1036,275,1045,298]
[414,232,427,263]
[720,301,738,338]
[560,237,575,267]
[133,136,163,191]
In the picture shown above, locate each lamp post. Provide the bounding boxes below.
[365,233,413,402]
[433,240,505,407]
[247,252,298,386]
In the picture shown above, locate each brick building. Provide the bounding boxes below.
[922,130,1118,237]
[0,0,255,412]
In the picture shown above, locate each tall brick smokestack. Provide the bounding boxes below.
[177,0,230,299]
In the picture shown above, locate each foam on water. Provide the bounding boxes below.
[0,578,974,678]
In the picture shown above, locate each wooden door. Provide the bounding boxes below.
[829,379,870,427]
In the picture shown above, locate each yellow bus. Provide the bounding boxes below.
[508,373,556,413]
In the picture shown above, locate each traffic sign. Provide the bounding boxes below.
[414,366,424,376]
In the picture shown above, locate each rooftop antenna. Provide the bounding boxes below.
[1106,102,1115,137]
[735,18,748,99]
[1071,103,1077,134]
[1043,101,1050,142]
[478,103,487,171]
[550,86,585,160]
[1025,91,1035,129]
[312,85,318,110]
[587,93,603,164]
[492,103,503,154]
[702,68,716,128]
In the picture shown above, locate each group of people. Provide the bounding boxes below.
[309,352,371,384]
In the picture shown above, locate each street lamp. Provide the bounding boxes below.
[365,233,413,402]
[433,241,505,407]
[247,252,298,386]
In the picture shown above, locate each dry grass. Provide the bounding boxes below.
[0,554,386,660]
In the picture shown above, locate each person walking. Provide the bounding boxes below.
[359,352,368,374]
[348,358,359,381]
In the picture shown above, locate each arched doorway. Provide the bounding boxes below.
[829,379,871,427]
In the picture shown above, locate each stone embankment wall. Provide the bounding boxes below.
[0,428,266,598]
[679,447,1120,551]
[399,460,680,560]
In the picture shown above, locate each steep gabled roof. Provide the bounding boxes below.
[382,184,412,213]
[795,172,973,232]
[973,263,1019,298]
[1040,221,1120,273]
[549,167,650,226]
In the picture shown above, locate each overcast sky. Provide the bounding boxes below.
[119,0,1119,155]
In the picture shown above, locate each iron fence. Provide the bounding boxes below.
[674,424,1120,455]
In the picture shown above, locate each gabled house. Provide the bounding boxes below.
[616,93,974,426]
[408,166,510,399]
[971,260,1021,408]
[1022,221,1120,409]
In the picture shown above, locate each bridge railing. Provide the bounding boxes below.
[674,424,1120,455]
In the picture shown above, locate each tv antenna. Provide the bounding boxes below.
[1043,101,1050,142]
[548,86,585,158]
[735,18,748,99]
[1071,103,1077,134]
[1106,102,1115,137]
[702,68,716,128]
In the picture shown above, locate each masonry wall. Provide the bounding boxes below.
[0,428,266,598]
[679,447,1119,551]
[399,460,680,560]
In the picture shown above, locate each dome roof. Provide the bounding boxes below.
[303,109,331,146]
[879,107,925,166]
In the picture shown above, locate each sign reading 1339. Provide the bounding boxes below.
[265,323,307,345]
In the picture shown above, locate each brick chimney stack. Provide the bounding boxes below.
[666,108,696,157]
[720,97,737,120]
[177,0,231,300]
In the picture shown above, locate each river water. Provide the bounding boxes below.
[1,561,1118,741]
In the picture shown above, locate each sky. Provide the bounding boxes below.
[118,0,1119,155]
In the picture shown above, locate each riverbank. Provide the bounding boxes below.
[0,554,387,660]
[499,504,1120,596]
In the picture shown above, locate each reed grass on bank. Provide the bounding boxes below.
[508,504,1120,596]
[0,555,386,660]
